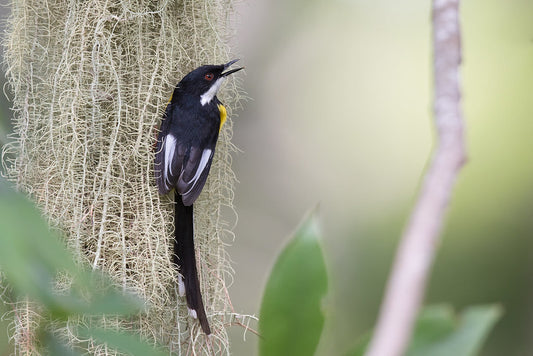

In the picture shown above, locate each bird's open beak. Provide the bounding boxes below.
[221,59,244,77]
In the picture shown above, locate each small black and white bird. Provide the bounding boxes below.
[154,59,243,335]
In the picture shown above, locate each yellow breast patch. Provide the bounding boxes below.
[218,104,227,133]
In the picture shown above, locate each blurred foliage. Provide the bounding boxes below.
[347,305,502,356]
[259,211,327,356]
[0,177,167,355]
[75,326,168,356]
[229,1,533,355]
[258,213,501,356]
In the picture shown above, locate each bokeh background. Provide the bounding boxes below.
[1,1,532,355]
[226,1,533,355]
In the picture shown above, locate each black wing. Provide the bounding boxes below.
[155,102,219,205]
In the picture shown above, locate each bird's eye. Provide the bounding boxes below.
[205,73,214,81]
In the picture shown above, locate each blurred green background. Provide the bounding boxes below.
[227,0,533,355]
[1,1,532,355]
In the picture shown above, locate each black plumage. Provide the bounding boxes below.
[154,60,243,335]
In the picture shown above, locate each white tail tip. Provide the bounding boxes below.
[188,308,198,319]
[178,275,186,296]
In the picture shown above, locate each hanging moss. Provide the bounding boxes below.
[2,0,243,354]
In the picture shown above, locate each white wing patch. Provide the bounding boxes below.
[163,133,177,189]
[200,77,225,106]
[183,148,212,196]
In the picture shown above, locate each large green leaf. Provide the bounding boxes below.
[259,211,328,356]
[346,304,502,356]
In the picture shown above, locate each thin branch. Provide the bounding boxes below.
[365,1,466,355]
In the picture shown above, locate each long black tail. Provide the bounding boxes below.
[174,191,211,335]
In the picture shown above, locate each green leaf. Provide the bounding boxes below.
[42,330,82,356]
[77,326,168,356]
[71,269,145,316]
[0,178,78,312]
[259,211,328,356]
[407,305,502,356]
[0,178,144,318]
[346,304,502,356]
[406,305,462,353]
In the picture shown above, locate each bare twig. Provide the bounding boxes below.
[365,1,466,355]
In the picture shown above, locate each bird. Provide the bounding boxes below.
[154,59,243,335]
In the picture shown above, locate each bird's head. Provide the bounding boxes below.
[178,59,244,106]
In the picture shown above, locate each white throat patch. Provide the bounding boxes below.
[200,77,225,106]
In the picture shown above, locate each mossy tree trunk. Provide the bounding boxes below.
[3,1,240,354]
